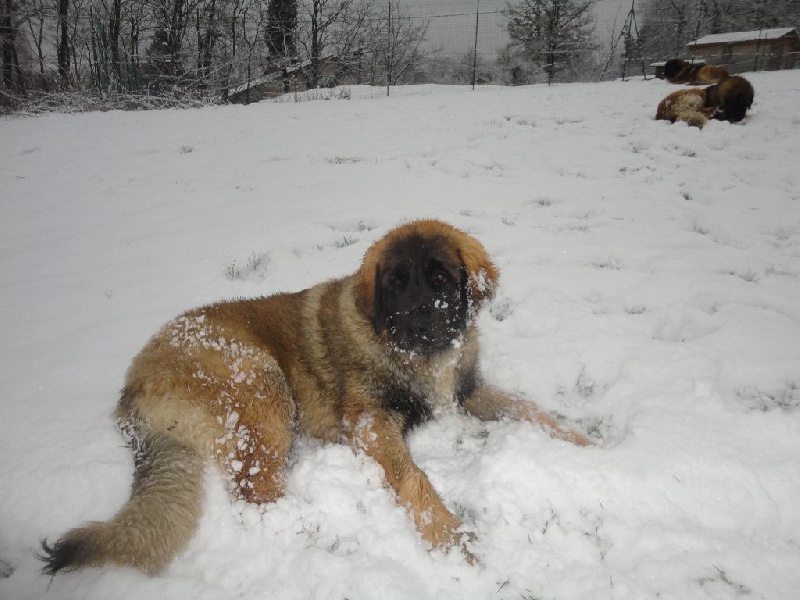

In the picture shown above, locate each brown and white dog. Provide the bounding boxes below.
[663,59,729,85]
[656,75,755,128]
[40,219,593,576]
[656,87,716,128]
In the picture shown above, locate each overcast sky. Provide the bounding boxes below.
[410,0,631,58]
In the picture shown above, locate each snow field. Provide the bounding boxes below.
[1,70,799,599]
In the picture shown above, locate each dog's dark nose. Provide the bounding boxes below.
[401,304,433,343]
[407,322,429,339]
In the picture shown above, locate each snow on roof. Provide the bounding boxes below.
[688,27,797,47]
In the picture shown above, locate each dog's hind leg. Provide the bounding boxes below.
[123,330,297,506]
[210,360,297,505]
[133,319,298,506]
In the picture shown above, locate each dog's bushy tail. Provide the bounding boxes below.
[39,427,204,576]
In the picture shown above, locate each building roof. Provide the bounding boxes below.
[688,27,797,47]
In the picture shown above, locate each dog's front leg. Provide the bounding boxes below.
[344,410,468,554]
[463,385,595,447]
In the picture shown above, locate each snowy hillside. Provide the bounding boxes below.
[1,72,799,600]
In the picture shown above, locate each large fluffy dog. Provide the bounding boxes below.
[40,219,593,576]
[656,75,754,128]
[704,76,755,123]
[663,59,729,85]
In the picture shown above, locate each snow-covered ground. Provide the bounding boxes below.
[1,71,799,600]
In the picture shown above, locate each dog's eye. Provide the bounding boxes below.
[388,273,407,289]
[430,271,449,286]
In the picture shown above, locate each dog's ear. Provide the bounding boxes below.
[354,245,381,319]
[354,219,499,316]
[445,226,498,308]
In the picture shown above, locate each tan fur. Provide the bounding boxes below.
[665,60,729,85]
[41,219,593,576]
[692,65,729,85]
[43,429,204,575]
[655,88,715,129]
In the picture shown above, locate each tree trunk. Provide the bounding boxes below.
[168,0,185,78]
[1,0,16,90]
[310,1,321,88]
[110,0,121,76]
[58,0,71,88]
[202,0,217,85]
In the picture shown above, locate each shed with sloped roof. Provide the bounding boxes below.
[686,27,798,73]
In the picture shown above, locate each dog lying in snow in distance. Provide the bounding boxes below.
[663,59,729,85]
[656,75,754,128]
[656,88,716,128]
[704,76,754,123]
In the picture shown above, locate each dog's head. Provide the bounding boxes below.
[717,76,754,122]
[354,220,498,354]
[663,59,686,81]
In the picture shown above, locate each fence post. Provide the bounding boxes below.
[753,0,769,72]
[387,1,392,96]
[472,0,480,89]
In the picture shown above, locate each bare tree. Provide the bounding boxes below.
[266,0,297,60]
[1,0,24,96]
[125,1,147,73]
[25,0,51,89]
[326,0,370,82]
[58,0,70,87]
[293,0,429,88]
[69,0,94,88]
[144,0,205,92]
[104,0,122,69]
[195,0,218,90]
[213,0,246,99]
[380,0,428,85]
[237,0,267,101]
[704,0,800,32]
[505,0,596,85]
[296,0,356,87]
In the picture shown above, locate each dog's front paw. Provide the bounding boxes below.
[562,427,597,447]
[545,420,598,447]
[417,508,478,563]
[416,504,461,545]
[453,529,479,564]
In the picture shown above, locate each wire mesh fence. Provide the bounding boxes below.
[268,0,632,101]
[1,0,797,111]
[266,0,798,102]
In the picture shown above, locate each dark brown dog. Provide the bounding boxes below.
[663,59,729,85]
[40,219,593,576]
[704,75,754,123]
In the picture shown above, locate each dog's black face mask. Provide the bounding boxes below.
[372,235,469,355]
